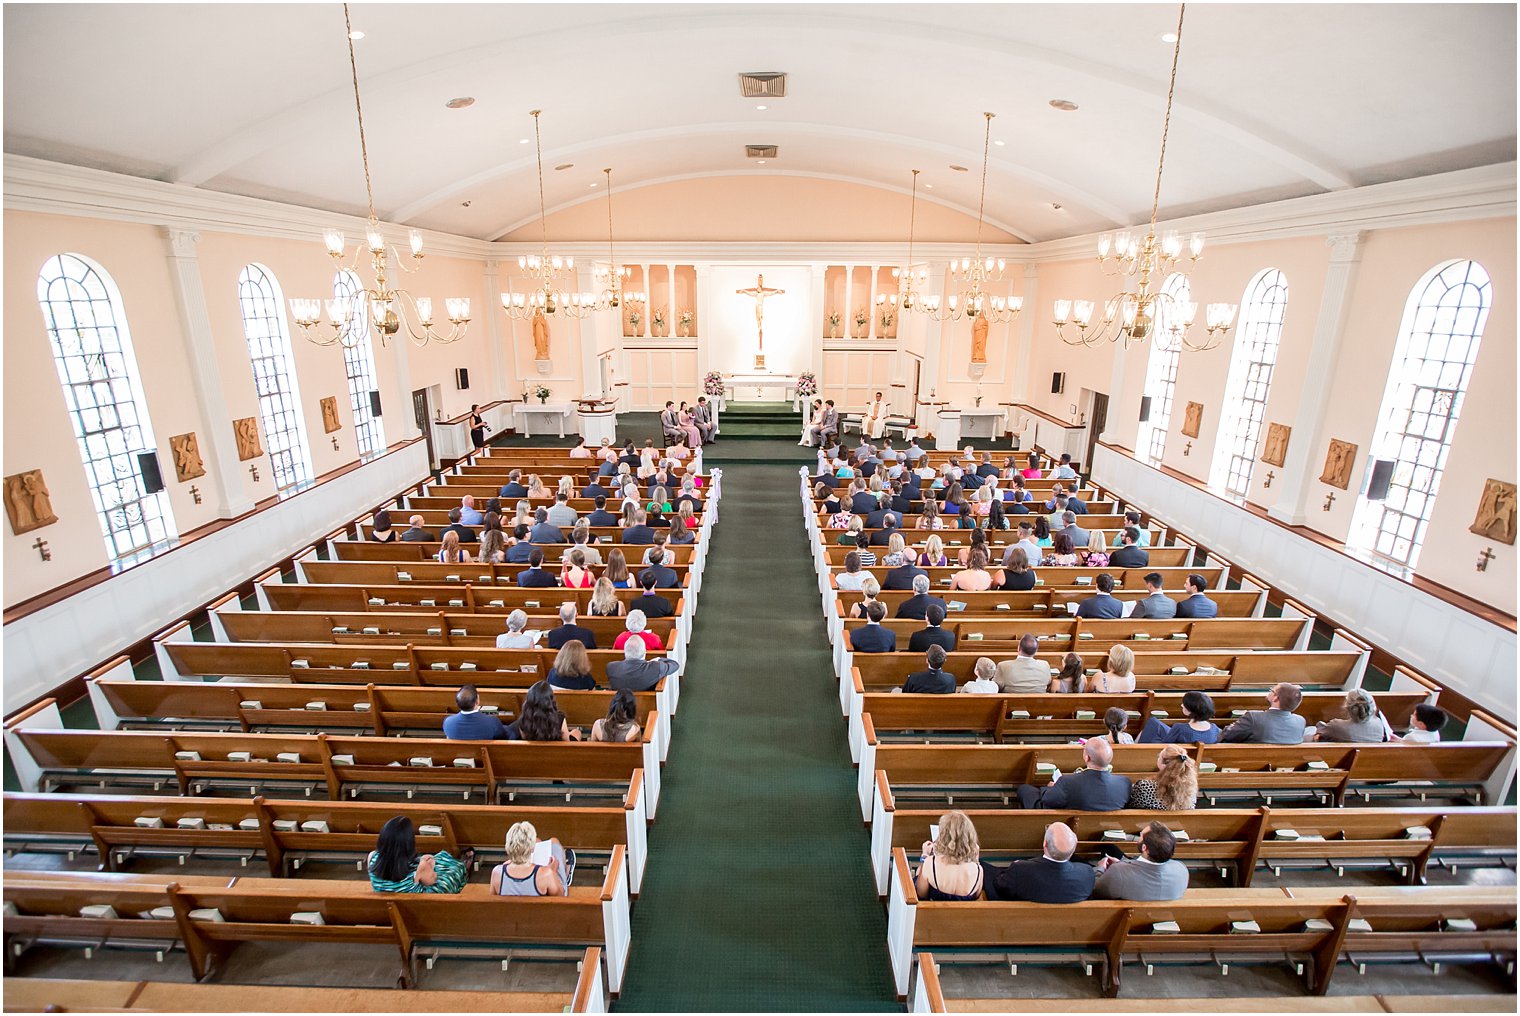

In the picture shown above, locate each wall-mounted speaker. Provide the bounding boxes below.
[137,452,165,495]
[1138,396,1152,423]
[1051,372,1066,395]
[1365,458,1396,501]
[454,368,470,390]
[369,390,383,417]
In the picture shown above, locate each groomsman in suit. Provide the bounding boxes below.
[693,397,717,443]
[1131,572,1177,619]
[808,400,839,447]
[1174,573,1220,618]
[660,402,681,443]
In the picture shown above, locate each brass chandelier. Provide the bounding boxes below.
[881,169,928,315]
[290,4,469,347]
[593,168,642,308]
[501,110,601,320]
[1053,3,1236,352]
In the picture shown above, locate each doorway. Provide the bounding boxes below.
[1083,391,1109,471]
[412,388,437,471]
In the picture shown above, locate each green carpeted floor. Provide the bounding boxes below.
[615,447,900,1011]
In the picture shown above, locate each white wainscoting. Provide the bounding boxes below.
[1093,444,1517,722]
[822,347,899,417]
[623,345,698,411]
[2,441,429,714]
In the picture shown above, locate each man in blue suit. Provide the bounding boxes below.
[883,558,927,592]
[982,822,1095,903]
[850,601,897,653]
[1174,573,1220,618]
[1016,739,1132,810]
[498,470,528,499]
[907,603,957,653]
[894,574,946,621]
[1075,573,1124,619]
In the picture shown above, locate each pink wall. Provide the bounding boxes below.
[499,176,1020,244]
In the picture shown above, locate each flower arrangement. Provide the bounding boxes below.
[679,308,694,336]
[827,310,841,329]
[533,384,551,403]
[853,307,868,330]
[879,309,895,332]
[652,306,666,334]
[796,372,818,397]
[627,309,642,331]
[703,371,725,396]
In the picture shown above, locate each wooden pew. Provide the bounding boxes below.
[9,727,662,818]
[259,582,683,617]
[3,858,633,992]
[821,544,1193,568]
[298,559,692,589]
[4,788,649,893]
[212,607,676,650]
[332,539,697,564]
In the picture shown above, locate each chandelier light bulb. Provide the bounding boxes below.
[323,229,346,256]
[1053,299,1072,324]
[1097,234,1113,258]
[414,297,433,326]
[1178,301,1198,326]
[366,227,385,254]
[446,298,470,322]
[1074,300,1095,327]
[1161,231,1182,259]
[323,297,348,324]
[409,230,424,257]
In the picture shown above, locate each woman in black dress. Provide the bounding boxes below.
[469,404,489,449]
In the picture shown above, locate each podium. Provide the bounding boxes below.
[935,408,963,450]
[576,398,618,445]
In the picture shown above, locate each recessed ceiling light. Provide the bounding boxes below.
[994,140,1006,147]
[757,160,767,164]
[590,182,598,187]
[348,30,364,40]
[555,163,573,171]
[519,138,529,144]
[445,97,475,110]
[1049,98,1079,111]
[755,104,768,111]
[1161,32,1178,43]
[924,183,933,189]
[950,165,969,172]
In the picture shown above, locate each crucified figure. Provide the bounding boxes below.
[736,274,785,368]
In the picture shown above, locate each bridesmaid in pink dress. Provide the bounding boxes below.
[677,402,704,447]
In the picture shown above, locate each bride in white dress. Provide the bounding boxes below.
[799,399,824,445]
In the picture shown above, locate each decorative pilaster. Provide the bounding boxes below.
[481,260,511,398]
[1268,231,1366,525]
[808,263,827,381]
[160,228,254,517]
[1011,263,1039,405]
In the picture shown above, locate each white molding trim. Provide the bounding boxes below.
[6,155,1514,265]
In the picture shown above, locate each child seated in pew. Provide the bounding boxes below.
[368,816,469,894]
[960,657,1000,695]
[1048,653,1087,694]
[492,821,574,897]
[913,810,984,901]
[1399,703,1449,744]
[1102,706,1135,745]
[1136,690,1220,744]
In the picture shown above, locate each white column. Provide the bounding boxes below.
[481,259,510,399]
[921,261,946,401]
[1269,232,1366,526]
[809,264,827,381]
[844,263,857,339]
[694,264,714,378]
[160,228,255,517]
[1011,264,1039,405]
[576,263,599,397]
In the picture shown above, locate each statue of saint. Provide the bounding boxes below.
[970,315,990,364]
[531,309,551,360]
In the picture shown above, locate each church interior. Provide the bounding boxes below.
[1,3,1517,1013]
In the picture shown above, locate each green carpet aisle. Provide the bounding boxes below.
[615,450,900,1011]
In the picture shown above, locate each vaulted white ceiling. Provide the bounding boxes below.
[5,3,1515,243]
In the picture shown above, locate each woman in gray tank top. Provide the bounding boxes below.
[490,820,574,897]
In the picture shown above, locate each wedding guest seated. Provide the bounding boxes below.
[1044,531,1081,566]
[547,639,597,691]
[1015,738,1131,811]
[604,549,632,589]
[853,531,877,567]
[546,492,578,529]
[950,546,1000,591]
[1093,821,1189,901]
[561,526,603,567]
[908,603,957,653]
[1048,652,1087,694]
[478,528,507,564]
[614,609,663,652]
[607,638,681,692]
[1220,683,1307,743]
[505,524,534,563]
[849,576,883,619]
[459,494,485,526]
[516,547,559,587]
[916,534,948,568]
[1050,453,1080,481]
[1311,688,1391,742]
[496,609,543,649]
[995,634,1050,694]
[901,644,955,694]
[526,508,562,545]
[982,822,1093,903]
[1001,547,1038,591]
[639,548,680,589]
[914,498,944,530]
[1075,573,1123,619]
[954,528,991,567]
[582,475,610,500]
[514,680,583,741]
[1127,746,1198,811]
[368,816,467,894]
[1089,644,1136,693]
[961,656,1001,694]
[1400,703,1449,743]
[400,514,434,542]
[895,574,946,621]
[818,482,842,515]
[443,684,512,740]
[851,600,896,653]
[1108,526,1150,568]
[1021,452,1044,480]
[1102,706,1135,745]
[1174,572,1220,618]
[491,821,571,897]
[1132,572,1176,619]
[499,470,528,498]
[1124,510,1149,545]
[592,689,642,743]
[667,516,695,546]
[1138,690,1220,744]
[437,530,473,565]
[587,496,620,527]
[1080,530,1109,567]
[526,473,549,498]
[440,508,478,544]
[546,602,597,649]
[369,509,398,543]
[913,810,984,901]
[623,510,656,545]
[588,577,627,618]
[837,550,868,591]
[630,570,673,619]
[560,547,597,589]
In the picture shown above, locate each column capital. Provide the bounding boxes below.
[1325,231,1365,264]
[162,227,202,258]
[482,258,500,278]
[1023,262,1040,281]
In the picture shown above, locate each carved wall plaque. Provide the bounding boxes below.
[1181,401,1204,439]
[1319,439,1358,490]
[1261,422,1291,467]
[233,417,264,461]
[4,469,58,535]
[321,396,342,434]
[169,432,205,482]
[1470,478,1517,545]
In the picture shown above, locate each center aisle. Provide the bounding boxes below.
[616,453,899,1011]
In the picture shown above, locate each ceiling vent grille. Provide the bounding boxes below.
[745,145,778,159]
[739,72,787,98]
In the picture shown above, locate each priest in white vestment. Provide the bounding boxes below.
[862,391,888,440]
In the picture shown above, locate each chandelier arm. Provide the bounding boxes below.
[1148,3,1187,230]
[341,4,377,222]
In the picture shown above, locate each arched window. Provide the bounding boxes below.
[237,264,312,491]
[1351,259,1491,567]
[334,271,385,457]
[37,253,178,561]
[1136,273,1188,462]
[1210,268,1289,498]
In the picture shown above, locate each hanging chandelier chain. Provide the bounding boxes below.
[604,168,616,264]
[531,110,551,256]
[342,3,377,222]
[1149,3,1187,230]
[975,112,994,253]
[907,169,920,267]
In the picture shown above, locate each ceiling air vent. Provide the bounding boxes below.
[745,145,778,159]
[739,72,787,98]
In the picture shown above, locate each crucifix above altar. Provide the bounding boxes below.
[735,274,785,371]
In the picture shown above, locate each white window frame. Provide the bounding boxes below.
[1137,273,1188,463]
[1350,259,1491,568]
[237,264,313,492]
[37,253,179,562]
[334,270,385,457]
[1210,268,1289,499]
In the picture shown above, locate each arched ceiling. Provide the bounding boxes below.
[4,3,1514,244]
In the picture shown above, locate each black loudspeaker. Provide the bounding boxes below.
[454,368,470,390]
[1051,372,1066,395]
[1138,396,1152,423]
[369,390,383,417]
[138,452,164,494]
[1365,458,1396,501]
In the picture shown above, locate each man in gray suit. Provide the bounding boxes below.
[808,400,839,447]
[1061,510,1089,548]
[1220,683,1307,743]
[1093,821,1189,901]
[1132,572,1177,619]
[692,397,717,443]
[606,639,681,692]
[660,402,682,444]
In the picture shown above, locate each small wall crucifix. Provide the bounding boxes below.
[1183,441,1192,457]
[1263,470,1275,489]
[189,486,202,505]
[1322,491,1336,511]
[1477,547,1496,572]
[31,538,51,561]
[249,465,261,482]
[331,436,340,451]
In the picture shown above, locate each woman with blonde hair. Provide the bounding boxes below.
[1082,530,1110,568]
[1129,746,1199,811]
[547,643,595,691]
[512,500,533,530]
[588,576,626,618]
[836,515,865,544]
[848,576,882,619]
[437,529,472,564]
[882,532,909,568]
[917,534,948,568]
[950,547,997,592]
[912,810,983,901]
[556,475,575,499]
[1092,644,1136,693]
[491,820,570,897]
[526,473,548,498]
[915,497,943,531]
[604,549,632,589]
